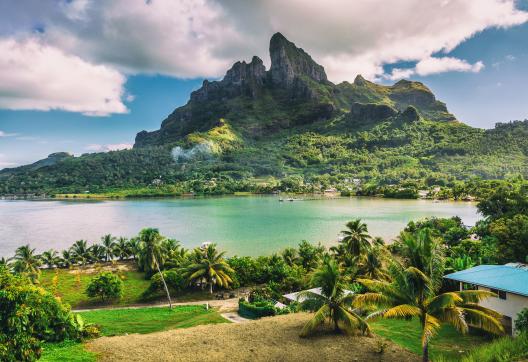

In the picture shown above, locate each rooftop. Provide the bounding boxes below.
[444,263,528,297]
[283,287,353,302]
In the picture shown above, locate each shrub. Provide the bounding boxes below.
[515,308,528,334]
[141,269,186,299]
[238,299,276,319]
[0,267,87,362]
[86,271,123,302]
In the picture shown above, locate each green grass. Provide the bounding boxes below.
[79,305,228,336]
[40,265,151,308]
[371,318,492,360]
[39,263,215,309]
[40,341,96,362]
[41,305,228,361]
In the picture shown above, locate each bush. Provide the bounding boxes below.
[86,271,123,302]
[515,308,528,334]
[141,269,186,299]
[238,299,276,319]
[0,268,87,362]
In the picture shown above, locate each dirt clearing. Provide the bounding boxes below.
[87,313,419,361]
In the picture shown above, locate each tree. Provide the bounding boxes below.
[357,266,504,362]
[86,271,123,302]
[12,244,41,282]
[298,240,324,271]
[489,214,528,263]
[298,257,370,337]
[515,307,528,334]
[70,240,90,266]
[0,267,87,361]
[40,249,59,269]
[339,219,371,257]
[127,237,141,261]
[113,237,130,260]
[281,247,299,267]
[182,244,234,294]
[477,184,528,220]
[101,234,116,262]
[89,244,106,263]
[137,228,165,277]
[60,250,75,268]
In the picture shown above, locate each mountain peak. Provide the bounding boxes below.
[269,32,327,87]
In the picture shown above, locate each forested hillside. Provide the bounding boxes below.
[1,33,527,196]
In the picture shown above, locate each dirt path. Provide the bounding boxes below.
[87,313,419,362]
[73,297,240,313]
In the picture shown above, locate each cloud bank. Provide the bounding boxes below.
[0,0,527,115]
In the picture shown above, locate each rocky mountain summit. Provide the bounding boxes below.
[135,32,453,148]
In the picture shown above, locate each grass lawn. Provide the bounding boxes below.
[39,263,214,309]
[41,305,228,361]
[371,318,493,360]
[79,305,228,336]
[40,341,96,362]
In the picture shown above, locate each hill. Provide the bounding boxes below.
[1,33,527,196]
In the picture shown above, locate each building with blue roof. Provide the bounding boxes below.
[444,263,528,335]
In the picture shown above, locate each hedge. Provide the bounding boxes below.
[238,299,276,319]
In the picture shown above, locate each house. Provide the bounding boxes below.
[444,263,528,335]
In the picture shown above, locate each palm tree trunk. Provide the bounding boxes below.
[209,281,213,294]
[153,256,172,309]
[422,342,429,362]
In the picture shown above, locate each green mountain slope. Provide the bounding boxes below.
[1,33,527,196]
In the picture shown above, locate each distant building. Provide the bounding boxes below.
[283,287,353,304]
[444,263,528,335]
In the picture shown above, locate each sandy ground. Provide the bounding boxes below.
[87,313,420,362]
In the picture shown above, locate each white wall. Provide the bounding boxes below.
[476,285,528,335]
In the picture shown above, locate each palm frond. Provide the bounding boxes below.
[462,307,505,335]
[300,304,330,337]
[426,292,463,313]
[458,290,497,303]
[383,304,422,319]
[421,313,441,347]
[436,307,468,334]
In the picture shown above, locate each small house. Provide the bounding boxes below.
[444,263,528,335]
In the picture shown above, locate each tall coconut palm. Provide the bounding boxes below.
[70,240,90,266]
[336,219,371,259]
[127,237,141,261]
[40,249,59,269]
[114,237,130,260]
[298,257,370,337]
[89,244,106,263]
[137,228,165,277]
[60,249,75,268]
[359,246,389,280]
[12,244,41,281]
[181,244,234,294]
[356,263,504,362]
[101,234,116,262]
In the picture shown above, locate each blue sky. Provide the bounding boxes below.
[1,0,528,168]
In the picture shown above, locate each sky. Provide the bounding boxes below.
[1,0,528,168]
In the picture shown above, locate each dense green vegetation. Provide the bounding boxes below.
[1,32,527,198]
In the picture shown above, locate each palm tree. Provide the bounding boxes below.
[137,228,165,277]
[356,263,504,362]
[70,240,90,266]
[60,249,75,268]
[333,219,371,260]
[12,244,41,281]
[89,244,106,263]
[40,249,59,269]
[114,237,130,260]
[298,257,370,337]
[360,246,389,280]
[281,247,299,266]
[181,244,234,294]
[127,237,141,261]
[101,234,116,262]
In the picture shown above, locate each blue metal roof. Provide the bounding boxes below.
[444,264,528,297]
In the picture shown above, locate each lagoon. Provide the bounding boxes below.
[0,196,479,257]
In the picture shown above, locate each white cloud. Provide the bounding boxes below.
[40,0,525,81]
[0,154,16,169]
[0,130,17,137]
[388,57,485,80]
[0,37,127,116]
[85,143,133,152]
[0,0,527,116]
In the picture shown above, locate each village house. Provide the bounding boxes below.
[444,263,528,335]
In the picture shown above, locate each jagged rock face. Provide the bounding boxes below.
[349,102,397,123]
[269,32,328,88]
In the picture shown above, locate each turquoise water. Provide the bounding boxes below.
[0,196,479,257]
